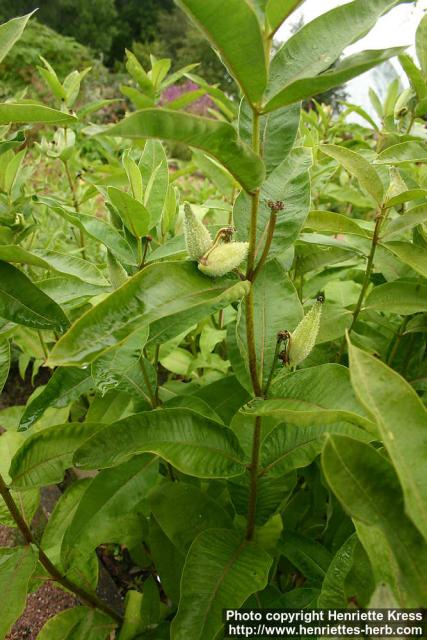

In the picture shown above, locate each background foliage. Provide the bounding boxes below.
[0,2,426,639]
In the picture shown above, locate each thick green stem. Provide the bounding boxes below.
[264,333,287,397]
[64,160,86,260]
[0,472,122,624]
[37,330,49,361]
[246,111,261,280]
[386,316,410,365]
[245,416,262,541]
[337,207,385,360]
[139,356,157,408]
[245,107,264,541]
[153,343,161,407]
[252,211,277,282]
[245,288,263,397]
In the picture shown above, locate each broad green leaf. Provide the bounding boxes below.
[376,141,427,164]
[194,375,251,423]
[382,241,427,277]
[105,109,264,193]
[382,204,427,238]
[61,455,158,566]
[229,472,296,526]
[37,56,67,101]
[246,397,374,431]
[78,98,121,119]
[0,261,69,331]
[19,368,93,431]
[250,364,375,433]
[118,583,161,640]
[47,261,250,366]
[37,606,115,640]
[74,408,245,478]
[318,534,358,607]
[239,100,301,176]
[120,84,153,108]
[340,100,379,130]
[122,151,143,202]
[176,0,267,105]
[165,395,223,425]
[305,210,371,238]
[0,245,108,286]
[118,591,144,640]
[0,488,39,528]
[91,329,156,405]
[193,151,235,197]
[398,54,427,100]
[140,140,169,227]
[364,280,427,315]
[266,0,304,36]
[260,422,371,477]
[405,314,427,334]
[268,0,406,98]
[416,13,427,76]
[279,531,332,583]
[37,277,107,306]
[0,13,31,63]
[0,545,38,639]
[0,102,77,124]
[171,529,271,640]
[149,519,184,604]
[384,188,427,208]
[322,435,427,606]
[38,197,138,266]
[321,144,384,205]
[164,88,207,111]
[348,342,427,541]
[125,49,154,96]
[86,390,131,424]
[150,482,233,552]
[354,521,403,606]
[266,0,408,104]
[265,47,406,111]
[108,186,150,238]
[10,422,105,489]
[238,260,303,388]
[63,67,91,108]
[40,479,98,591]
[416,96,427,118]
[316,301,352,344]
[0,338,9,393]
[4,148,26,194]
[234,147,312,258]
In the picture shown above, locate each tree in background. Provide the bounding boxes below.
[0,2,345,105]
[0,1,230,90]
[0,0,117,58]
[109,0,173,66]
[133,7,234,93]
[0,19,105,99]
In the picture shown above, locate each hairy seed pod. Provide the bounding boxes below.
[288,295,324,367]
[183,203,213,260]
[198,242,249,277]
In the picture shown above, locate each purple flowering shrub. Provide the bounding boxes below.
[160,79,216,115]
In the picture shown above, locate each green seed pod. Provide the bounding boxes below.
[288,295,324,367]
[198,241,249,277]
[184,203,213,260]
